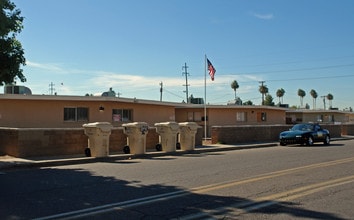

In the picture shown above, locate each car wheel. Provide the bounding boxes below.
[323,135,330,145]
[280,141,286,146]
[306,136,314,146]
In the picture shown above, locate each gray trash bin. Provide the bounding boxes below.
[178,122,200,151]
[83,122,113,157]
[155,122,179,152]
[122,122,149,154]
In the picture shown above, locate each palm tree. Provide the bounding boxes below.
[327,93,334,108]
[276,88,285,104]
[310,89,318,109]
[231,80,239,100]
[259,84,268,105]
[298,89,306,107]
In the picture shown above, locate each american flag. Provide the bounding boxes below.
[207,58,216,81]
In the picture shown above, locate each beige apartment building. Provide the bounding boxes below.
[1,94,353,136]
[0,94,291,136]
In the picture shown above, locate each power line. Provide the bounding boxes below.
[268,74,354,82]
[164,88,185,100]
[234,55,354,69]
[192,73,354,87]
[218,63,354,76]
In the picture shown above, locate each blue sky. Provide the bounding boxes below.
[5,0,354,110]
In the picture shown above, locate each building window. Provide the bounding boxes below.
[112,109,133,122]
[188,112,193,121]
[194,112,202,122]
[64,107,89,122]
[236,112,247,122]
[187,111,202,122]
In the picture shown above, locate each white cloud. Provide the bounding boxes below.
[21,61,265,103]
[250,12,274,20]
[26,61,66,73]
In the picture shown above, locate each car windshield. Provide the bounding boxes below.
[291,124,314,131]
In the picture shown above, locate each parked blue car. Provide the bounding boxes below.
[279,123,330,146]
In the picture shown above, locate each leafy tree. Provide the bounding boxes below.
[259,84,268,105]
[243,100,253,105]
[327,93,334,108]
[297,89,306,107]
[264,94,274,106]
[230,80,239,100]
[276,88,285,104]
[0,0,26,85]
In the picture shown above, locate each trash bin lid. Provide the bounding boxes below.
[154,121,179,130]
[122,122,148,127]
[178,122,200,130]
[83,122,113,132]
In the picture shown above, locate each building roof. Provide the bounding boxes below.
[0,94,184,107]
[4,94,350,114]
[286,109,350,114]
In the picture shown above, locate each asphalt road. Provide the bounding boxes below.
[1,140,354,219]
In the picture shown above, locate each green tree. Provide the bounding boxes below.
[243,100,253,105]
[327,93,334,108]
[0,0,26,85]
[276,88,285,104]
[230,80,239,100]
[310,89,318,109]
[297,89,306,107]
[264,94,275,106]
[259,84,268,105]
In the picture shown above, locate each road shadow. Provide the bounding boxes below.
[285,143,345,148]
[0,167,347,219]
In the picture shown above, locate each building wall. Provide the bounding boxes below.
[175,106,286,137]
[286,111,350,124]
[0,96,176,128]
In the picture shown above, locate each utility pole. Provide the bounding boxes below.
[321,95,327,110]
[49,82,55,95]
[182,63,190,103]
[159,81,163,102]
[259,81,266,105]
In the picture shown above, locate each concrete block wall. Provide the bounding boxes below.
[321,124,342,138]
[0,126,203,158]
[211,124,343,145]
[211,125,290,144]
[0,128,19,156]
[0,128,87,158]
[341,124,354,135]
[3,123,346,158]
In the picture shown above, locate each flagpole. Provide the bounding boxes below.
[204,54,207,141]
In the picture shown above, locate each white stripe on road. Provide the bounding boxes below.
[35,190,191,220]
